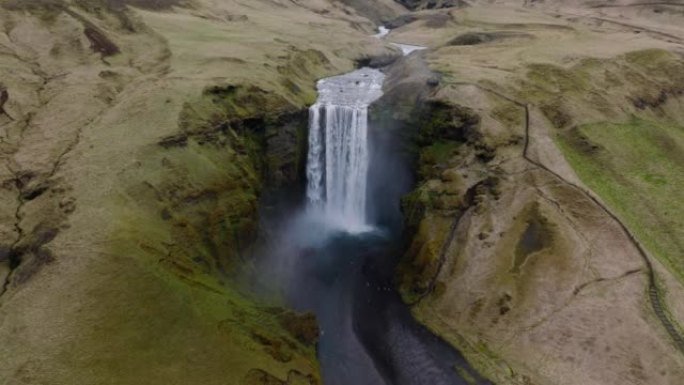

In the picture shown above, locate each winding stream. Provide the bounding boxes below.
[374,25,426,56]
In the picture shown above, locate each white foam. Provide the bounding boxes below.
[306,68,385,233]
[374,26,390,39]
[390,42,427,56]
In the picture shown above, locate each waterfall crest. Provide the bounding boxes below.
[306,68,385,232]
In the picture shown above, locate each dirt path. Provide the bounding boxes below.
[411,77,684,354]
[519,103,684,356]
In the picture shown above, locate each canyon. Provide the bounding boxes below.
[0,1,683,385]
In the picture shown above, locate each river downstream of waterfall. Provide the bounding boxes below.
[257,64,491,384]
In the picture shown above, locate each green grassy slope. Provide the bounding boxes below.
[557,118,684,282]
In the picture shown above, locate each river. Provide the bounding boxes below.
[257,60,491,385]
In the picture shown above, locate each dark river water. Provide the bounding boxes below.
[255,116,492,385]
[290,231,489,385]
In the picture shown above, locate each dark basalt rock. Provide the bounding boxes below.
[119,0,184,10]
[0,245,10,263]
[385,14,419,29]
[265,109,309,188]
[394,0,468,11]
[277,310,320,345]
[355,53,401,69]
[449,32,534,46]
[335,0,404,24]
[416,100,481,145]
[83,26,120,57]
[0,85,10,120]
[386,12,454,29]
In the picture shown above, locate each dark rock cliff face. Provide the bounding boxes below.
[336,0,405,24]
[372,91,493,304]
[154,84,311,277]
[265,110,309,190]
[371,54,503,305]
[395,100,497,303]
[393,0,468,11]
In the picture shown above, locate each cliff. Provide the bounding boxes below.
[0,1,396,384]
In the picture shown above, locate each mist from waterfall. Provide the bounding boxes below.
[256,64,486,385]
[306,68,385,232]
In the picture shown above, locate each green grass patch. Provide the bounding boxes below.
[556,117,684,283]
[454,364,478,385]
[421,140,461,163]
[526,63,590,94]
[419,140,461,178]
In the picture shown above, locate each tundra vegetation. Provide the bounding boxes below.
[0,1,683,385]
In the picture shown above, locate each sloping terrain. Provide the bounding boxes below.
[0,1,397,384]
[2,0,684,385]
[386,2,684,384]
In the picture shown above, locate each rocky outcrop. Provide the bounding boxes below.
[448,32,534,46]
[264,110,309,189]
[394,0,468,11]
[336,0,406,24]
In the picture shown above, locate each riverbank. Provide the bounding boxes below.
[1,1,683,384]
[388,3,684,384]
[254,62,489,384]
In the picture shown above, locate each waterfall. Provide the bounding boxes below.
[306,68,385,232]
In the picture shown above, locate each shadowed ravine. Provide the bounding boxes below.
[258,66,492,384]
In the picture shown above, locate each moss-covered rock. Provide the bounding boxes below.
[276,310,320,346]
[415,100,481,145]
[385,92,502,302]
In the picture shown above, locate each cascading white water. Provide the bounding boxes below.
[306,68,385,232]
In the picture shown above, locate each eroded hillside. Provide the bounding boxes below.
[1,0,684,384]
[0,1,397,384]
[385,2,684,385]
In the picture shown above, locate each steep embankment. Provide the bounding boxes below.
[0,1,398,384]
[384,2,684,385]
